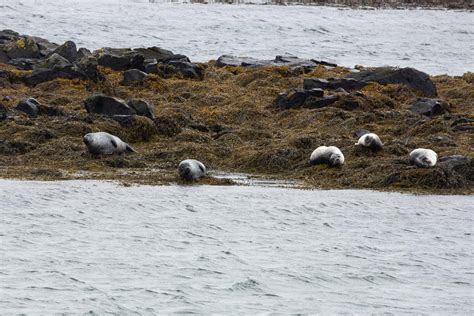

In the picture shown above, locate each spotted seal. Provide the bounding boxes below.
[310,146,345,167]
[409,148,437,168]
[83,132,136,155]
[355,132,384,150]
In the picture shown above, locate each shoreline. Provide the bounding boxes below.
[0,30,472,195]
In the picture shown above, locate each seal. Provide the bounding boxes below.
[409,148,437,168]
[310,146,345,167]
[178,159,206,180]
[355,132,384,150]
[83,132,136,155]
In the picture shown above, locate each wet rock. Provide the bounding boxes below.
[84,94,136,116]
[133,47,189,63]
[50,40,78,62]
[96,48,145,71]
[127,99,155,119]
[16,98,40,117]
[122,69,147,85]
[5,36,40,59]
[410,98,447,117]
[303,77,363,91]
[0,50,9,63]
[303,95,339,109]
[157,60,204,80]
[275,88,324,110]
[346,67,437,97]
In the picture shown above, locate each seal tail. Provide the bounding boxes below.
[126,144,137,153]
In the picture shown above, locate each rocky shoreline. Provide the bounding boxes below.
[0,30,472,194]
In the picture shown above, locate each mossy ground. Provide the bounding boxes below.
[0,62,472,194]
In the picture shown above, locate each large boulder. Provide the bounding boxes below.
[5,36,40,59]
[50,40,78,62]
[275,88,324,110]
[156,60,204,80]
[133,47,189,63]
[32,36,58,57]
[84,94,136,116]
[346,67,437,97]
[0,30,20,43]
[16,98,40,117]
[127,99,155,119]
[95,48,145,71]
[122,69,147,85]
[409,98,447,117]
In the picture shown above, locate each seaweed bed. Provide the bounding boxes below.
[0,57,473,194]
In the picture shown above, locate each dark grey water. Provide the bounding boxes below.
[0,0,473,74]
[0,180,473,314]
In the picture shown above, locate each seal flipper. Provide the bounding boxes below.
[126,144,137,153]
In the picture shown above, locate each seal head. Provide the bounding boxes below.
[178,159,206,180]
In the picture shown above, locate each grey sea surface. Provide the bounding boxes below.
[0,0,473,74]
[0,180,473,314]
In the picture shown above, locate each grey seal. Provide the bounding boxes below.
[409,148,437,168]
[310,146,345,167]
[178,159,206,180]
[83,132,136,155]
[355,132,384,150]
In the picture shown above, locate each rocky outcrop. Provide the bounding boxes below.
[16,98,40,117]
[127,99,155,119]
[122,69,148,85]
[216,54,337,70]
[410,98,448,117]
[303,77,363,91]
[346,67,437,97]
[84,95,136,116]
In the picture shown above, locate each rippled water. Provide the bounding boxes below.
[1,180,473,314]
[0,0,473,74]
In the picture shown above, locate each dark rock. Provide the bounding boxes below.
[122,69,147,85]
[303,95,339,109]
[32,36,58,57]
[84,94,136,116]
[133,47,189,63]
[16,98,40,117]
[0,30,20,42]
[35,53,72,69]
[51,40,78,62]
[451,117,474,132]
[216,55,265,67]
[127,99,155,119]
[275,88,324,110]
[96,48,145,71]
[334,87,349,94]
[410,98,447,117]
[439,155,470,170]
[8,58,37,70]
[157,60,204,80]
[75,55,102,82]
[346,67,437,97]
[5,36,40,59]
[303,77,363,91]
[77,48,92,60]
[354,129,371,138]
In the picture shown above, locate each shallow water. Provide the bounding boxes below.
[0,0,473,74]
[0,180,472,314]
